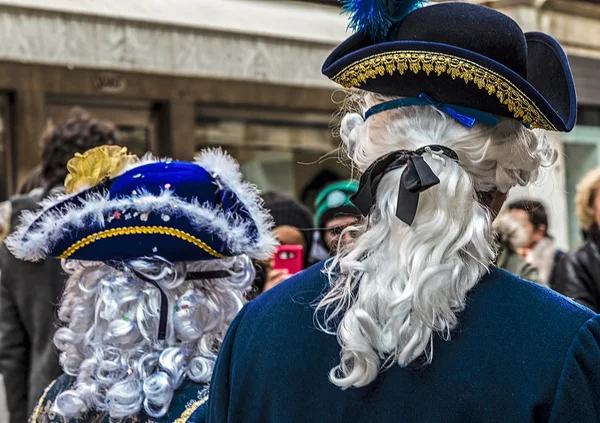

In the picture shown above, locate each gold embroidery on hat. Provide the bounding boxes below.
[58,226,226,259]
[331,50,556,131]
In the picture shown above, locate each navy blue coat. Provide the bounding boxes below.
[208,263,600,422]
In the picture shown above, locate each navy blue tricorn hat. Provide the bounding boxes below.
[6,146,276,263]
[323,1,576,132]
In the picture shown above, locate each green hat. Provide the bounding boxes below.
[314,180,361,229]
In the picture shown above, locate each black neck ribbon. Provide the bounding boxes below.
[351,145,459,226]
[106,261,231,340]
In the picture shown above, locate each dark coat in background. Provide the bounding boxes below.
[555,224,600,312]
[0,190,65,422]
[208,263,600,423]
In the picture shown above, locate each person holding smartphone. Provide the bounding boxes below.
[255,192,314,294]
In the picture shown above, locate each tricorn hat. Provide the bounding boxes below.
[6,146,276,263]
[322,0,576,132]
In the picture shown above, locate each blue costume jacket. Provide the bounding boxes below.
[208,263,600,422]
[30,374,208,423]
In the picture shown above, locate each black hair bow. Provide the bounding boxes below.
[351,145,458,225]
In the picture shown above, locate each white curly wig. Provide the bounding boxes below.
[316,91,556,389]
[53,254,254,419]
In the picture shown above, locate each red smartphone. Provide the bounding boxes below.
[273,245,304,275]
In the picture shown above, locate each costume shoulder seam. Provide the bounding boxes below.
[29,379,58,423]
[549,314,600,418]
[173,386,210,423]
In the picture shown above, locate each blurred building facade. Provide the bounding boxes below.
[0,0,598,248]
[0,0,350,206]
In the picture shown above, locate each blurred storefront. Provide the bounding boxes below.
[0,0,349,204]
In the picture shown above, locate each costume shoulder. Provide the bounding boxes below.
[209,264,600,423]
[162,380,209,423]
[29,374,74,423]
[30,374,209,423]
[208,262,328,423]
[548,314,600,422]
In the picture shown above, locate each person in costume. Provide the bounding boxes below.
[313,180,361,255]
[5,145,275,422]
[207,1,600,422]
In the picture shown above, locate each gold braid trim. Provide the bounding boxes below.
[29,379,57,423]
[173,392,209,423]
[58,226,226,259]
[331,50,556,131]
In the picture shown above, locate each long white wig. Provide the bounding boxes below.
[317,92,556,389]
[53,254,254,418]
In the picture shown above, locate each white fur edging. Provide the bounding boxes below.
[6,149,276,263]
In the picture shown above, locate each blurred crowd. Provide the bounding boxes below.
[1,107,600,421]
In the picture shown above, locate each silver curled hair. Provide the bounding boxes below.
[53,254,255,419]
[317,91,557,389]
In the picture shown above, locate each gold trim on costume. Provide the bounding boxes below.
[58,226,226,259]
[173,392,209,423]
[29,379,57,423]
[331,50,556,131]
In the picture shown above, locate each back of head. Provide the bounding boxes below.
[492,210,529,250]
[507,199,549,236]
[54,256,253,419]
[317,93,555,388]
[262,191,314,254]
[40,107,118,189]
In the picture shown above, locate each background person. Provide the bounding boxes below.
[313,180,361,255]
[507,200,563,287]
[555,167,600,311]
[6,146,276,421]
[0,108,118,423]
[492,210,540,283]
[257,191,314,294]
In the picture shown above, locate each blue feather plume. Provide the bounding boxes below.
[340,0,425,42]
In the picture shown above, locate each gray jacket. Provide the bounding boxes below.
[496,242,540,284]
[0,189,65,422]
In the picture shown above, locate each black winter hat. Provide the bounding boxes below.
[262,191,314,257]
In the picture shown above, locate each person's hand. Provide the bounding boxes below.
[263,269,291,292]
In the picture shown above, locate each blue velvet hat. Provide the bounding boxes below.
[322,0,576,132]
[6,146,277,263]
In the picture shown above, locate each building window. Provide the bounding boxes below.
[578,105,600,126]
[195,105,342,197]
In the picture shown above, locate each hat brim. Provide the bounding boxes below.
[6,150,277,263]
[322,33,576,132]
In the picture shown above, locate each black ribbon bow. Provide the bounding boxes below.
[351,145,458,226]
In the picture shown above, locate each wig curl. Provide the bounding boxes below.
[54,255,254,419]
